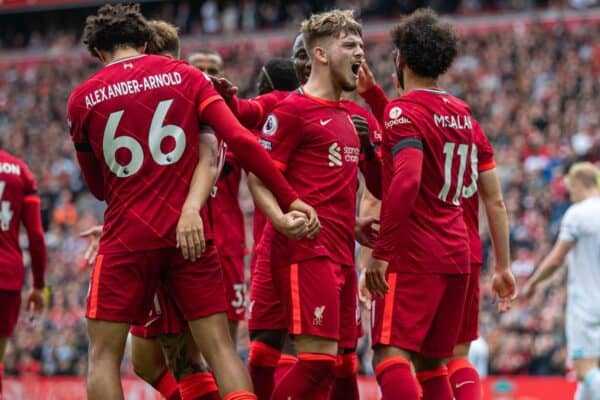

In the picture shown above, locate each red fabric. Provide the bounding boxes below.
[448,358,482,400]
[230,90,290,130]
[456,265,481,344]
[153,369,180,400]
[373,146,422,262]
[417,367,453,400]
[21,197,46,289]
[179,372,219,400]
[203,100,297,209]
[0,363,3,395]
[274,355,296,386]
[371,273,469,358]
[255,90,359,268]
[67,54,217,253]
[373,90,477,275]
[271,354,336,400]
[249,341,281,400]
[247,257,287,332]
[221,255,246,320]
[0,151,43,291]
[129,285,188,339]
[222,391,257,400]
[331,375,359,400]
[359,84,390,124]
[375,357,419,400]
[334,353,358,378]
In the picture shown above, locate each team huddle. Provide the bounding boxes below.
[7,2,600,400]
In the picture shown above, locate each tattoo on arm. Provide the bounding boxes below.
[158,333,205,381]
[200,133,219,168]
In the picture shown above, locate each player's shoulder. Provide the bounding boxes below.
[0,149,23,165]
[271,89,304,112]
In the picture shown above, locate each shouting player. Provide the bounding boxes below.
[364,9,514,399]
[67,4,316,400]
[0,149,46,399]
[524,162,600,400]
[248,10,378,399]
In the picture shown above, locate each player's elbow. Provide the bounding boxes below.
[483,195,506,214]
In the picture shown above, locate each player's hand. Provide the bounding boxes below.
[210,76,239,102]
[25,288,44,321]
[80,225,103,266]
[289,199,321,239]
[365,257,389,297]
[357,61,376,94]
[491,269,518,313]
[176,207,206,262]
[274,211,309,240]
[358,269,372,310]
[354,216,379,248]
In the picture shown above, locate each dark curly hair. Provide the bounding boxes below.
[390,8,458,79]
[82,3,152,59]
[258,58,299,95]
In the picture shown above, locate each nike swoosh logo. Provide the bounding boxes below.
[320,119,332,126]
[455,380,475,389]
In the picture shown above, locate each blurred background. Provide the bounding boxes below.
[1,0,599,399]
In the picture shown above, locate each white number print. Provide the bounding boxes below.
[231,283,246,309]
[0,181,14,231]
[103,99,186,177]
[438,142,477,205]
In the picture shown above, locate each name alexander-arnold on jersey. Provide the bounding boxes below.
[84,72,182,109]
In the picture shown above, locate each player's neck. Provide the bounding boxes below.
[104,48,142,65]
[583,189,600,200]
[303,71,341,102]
[402,69,441,94]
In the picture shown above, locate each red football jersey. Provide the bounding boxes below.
[232,90,291,129]
[374,89,478,274]
[0,151,37,290]
[211,149,245,257]
[256,90,360,266]
[67,54,219,253]
[340,100,383,148]
[463,121,496,265]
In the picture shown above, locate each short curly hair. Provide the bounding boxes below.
[300,9,362,52]
[146,20,179,58]
[390,8,458,79]
[82,3,152,59]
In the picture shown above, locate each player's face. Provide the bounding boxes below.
[328,32,364,92]
[189,54,223,77]
[565,177,584,203]
[293,46,311,85]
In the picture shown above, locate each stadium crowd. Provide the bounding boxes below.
[0,12,599,381]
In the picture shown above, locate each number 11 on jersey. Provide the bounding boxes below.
[438,142,478,205]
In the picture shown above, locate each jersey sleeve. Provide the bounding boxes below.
[558,207,580,242]
[257,102,304,172]
[474,121,495,172]
[189,67,224,119]
[20,161,38,197]
[384,102,423,150]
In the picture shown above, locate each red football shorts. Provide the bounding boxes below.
[372,272,469,358]
[0,290,21,338]
[129,285,188,339]
[273,257,359,349]
[86,244,227,324]
[220,255,246,321]
[456,263,481,344]
[248,256,288,332]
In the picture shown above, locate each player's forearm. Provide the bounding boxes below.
[247,173,284,226]
[183,139,218,212]
[360,85,389,124]
[480,169,510,271]
[75,152,105,201]
[529,254,562,287]
[202,100,298,208]
[373,147,422,261]
[358,188,381,270]
[22,198,47,289]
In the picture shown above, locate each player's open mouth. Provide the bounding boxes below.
[351,62,361,77]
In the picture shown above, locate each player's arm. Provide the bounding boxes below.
[67,98,105,201]
[176,133,219,262]
[367,132,423,297]
[524,240,573,297]
[199,99,299,209]
[357,62,389,124]
[210,75,266,129]
[357,185,381,307]
[20,167,47,315]
[479,168,517,311]
[247,173,316,239]
[352,115,382,199]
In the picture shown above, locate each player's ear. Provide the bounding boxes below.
[313,46,328,65]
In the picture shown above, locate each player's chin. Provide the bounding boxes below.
[342,78,358,92]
